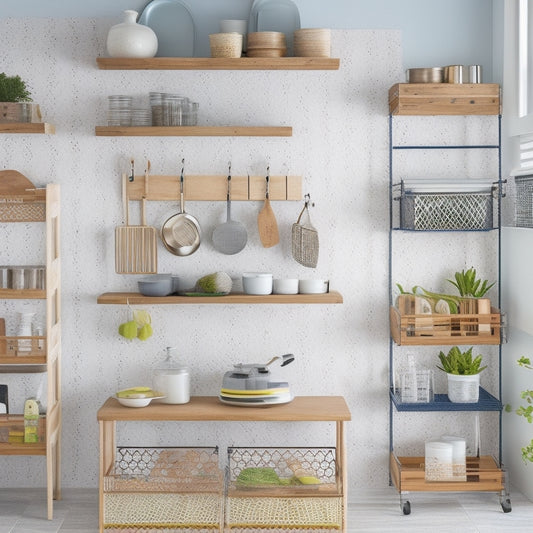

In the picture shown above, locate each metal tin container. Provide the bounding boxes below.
[444,65,463,83]
[406,67,444,83]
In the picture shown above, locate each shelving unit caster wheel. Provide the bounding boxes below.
[501,498,512,513]
[401,499,411,515]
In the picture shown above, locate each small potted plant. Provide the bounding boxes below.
[0,72,34,123]
[437,346,486,403]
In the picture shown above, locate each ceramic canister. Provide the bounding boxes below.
[106,10,158,58]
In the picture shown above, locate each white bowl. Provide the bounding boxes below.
[242,272,273,295]
[273,278,299,294]
[115,396,153,408]
[298,279,329,294]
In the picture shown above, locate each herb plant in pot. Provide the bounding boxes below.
[0,72,34,123]
[437,346,486,403]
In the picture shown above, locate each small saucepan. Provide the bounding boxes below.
[161,165,201,256]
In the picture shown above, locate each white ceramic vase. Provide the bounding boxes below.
[106,10,158,58]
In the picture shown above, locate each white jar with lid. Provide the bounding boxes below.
[153,347,190,404]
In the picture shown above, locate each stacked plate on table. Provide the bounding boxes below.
[294,28,331,57]
[247,31,286,57]
[219,382,293,406]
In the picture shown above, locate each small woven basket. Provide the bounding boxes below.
[292,200,319,268]
[209,33,243,58]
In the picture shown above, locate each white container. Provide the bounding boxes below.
[447,373,480,403]
[242,273,273,295]
[441,435,467,480]
[298,279,329,294]
[153,347,190,404]
[17,312,35,353]
[106,10,158,58]
[273,278,298,295]
[425,441,454,482]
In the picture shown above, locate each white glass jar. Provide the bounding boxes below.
[153,347,190,404]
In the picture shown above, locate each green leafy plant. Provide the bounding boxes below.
[504,357,533,463]
[447,267,495,298]
[437,346,487,375]
[0,72,32,102]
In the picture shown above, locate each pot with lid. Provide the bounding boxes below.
[153,346,190,404]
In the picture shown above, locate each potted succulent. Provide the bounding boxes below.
[437,346,486,403]
[0,72,34,123]
[505,357,533,463]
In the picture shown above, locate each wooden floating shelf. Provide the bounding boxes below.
[389,83,501,116]
[97,291,343,305]
[96,57,340,71]
[95,126,292,137]
[0,123,55,134]
[0,289,46,300]
[124,174,301,202]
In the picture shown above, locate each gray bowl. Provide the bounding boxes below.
[138,275,173,297]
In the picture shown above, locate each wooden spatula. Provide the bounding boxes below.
[257,171,279,248]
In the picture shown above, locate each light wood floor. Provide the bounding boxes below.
[0,487,532,532]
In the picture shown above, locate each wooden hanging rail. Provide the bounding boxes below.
[124,174,302,201]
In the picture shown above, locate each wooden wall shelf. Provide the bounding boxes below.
[97,291,343,305]
[0,289,46,299]
[124,174,301,202]
[95,126,292,137]
[0,123,55,134]
[96,57,340,71]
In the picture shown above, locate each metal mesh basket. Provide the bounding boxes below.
[515,175,533,227]
[225,447,342,530]
[400,191,494,230]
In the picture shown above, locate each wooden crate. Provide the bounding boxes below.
[389,83,500,115]
[390,453,505,493]
[389,306,501,346]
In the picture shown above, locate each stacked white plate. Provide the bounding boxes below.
[294,28,331,57]
[219,382,293,406]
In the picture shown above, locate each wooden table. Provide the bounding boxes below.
[97,395,351,532]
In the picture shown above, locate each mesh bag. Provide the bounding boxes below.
[292,200,319,268]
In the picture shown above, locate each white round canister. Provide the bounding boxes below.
[153,347,190,404]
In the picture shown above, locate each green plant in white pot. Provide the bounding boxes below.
[437,346,486,403]
[0,72,33,123]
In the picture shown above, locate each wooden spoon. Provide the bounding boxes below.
[257,170,279,247]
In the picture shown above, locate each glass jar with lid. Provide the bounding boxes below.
[153,346,190,404]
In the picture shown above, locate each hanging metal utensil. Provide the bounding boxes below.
[212,163,248,255]
[161,159,201,256]
[292,194,319,268]
[257,166,279,248]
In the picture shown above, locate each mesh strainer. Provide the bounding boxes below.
[292,194,319,268]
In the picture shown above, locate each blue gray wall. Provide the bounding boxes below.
[1,0,496,81]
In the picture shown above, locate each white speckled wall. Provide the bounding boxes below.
[0,19,499,494]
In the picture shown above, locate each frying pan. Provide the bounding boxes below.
[161,163,201,256]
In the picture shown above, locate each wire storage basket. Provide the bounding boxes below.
[397,180,496,231]
[225,447,342,531]
[514,175,533,227]
[103,446,223,532]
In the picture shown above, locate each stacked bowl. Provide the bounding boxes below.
[247,31,286,57]
[294,28,331,57]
